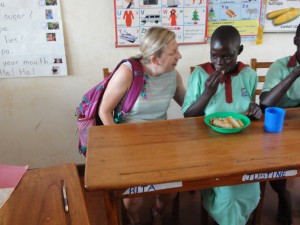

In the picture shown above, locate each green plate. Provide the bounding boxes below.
[204,112,251,134]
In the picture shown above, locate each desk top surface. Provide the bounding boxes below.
[0,163,90,225]
[85,108,300,191]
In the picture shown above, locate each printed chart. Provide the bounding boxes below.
[264,0,300,32]
[114,0,208,47]
[207,0,262,40]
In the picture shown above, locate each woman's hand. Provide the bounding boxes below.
[245,103,262,120]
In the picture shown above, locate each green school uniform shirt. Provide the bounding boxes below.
[182,62,260,225]
[262,53,300,108]
[182,62,257,115]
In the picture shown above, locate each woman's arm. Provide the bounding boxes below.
[98,64,133,125]
[173,70,186,107]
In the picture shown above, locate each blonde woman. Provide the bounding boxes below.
[99,27,186,225]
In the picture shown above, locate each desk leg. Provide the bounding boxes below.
[103,191,119,225]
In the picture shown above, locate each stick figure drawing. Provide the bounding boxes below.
[169,9,177,26]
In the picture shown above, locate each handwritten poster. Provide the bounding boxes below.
[114,0,208,47]
[0,0,67,79]
[207,0,262,41]
[264,0,300,32]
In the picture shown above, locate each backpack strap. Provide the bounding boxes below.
[121,59,144,113]
[105,59,133,80]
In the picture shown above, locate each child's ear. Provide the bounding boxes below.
[238,45,243,55]
[294,36,299,46]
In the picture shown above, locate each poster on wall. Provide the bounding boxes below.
[206,0,263,41]
[264,0,300,32]
[0,0,67,79]
[114,0,208,47]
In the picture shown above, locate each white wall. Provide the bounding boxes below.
[0,0,297,168]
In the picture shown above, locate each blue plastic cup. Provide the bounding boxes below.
[264,107,286,133]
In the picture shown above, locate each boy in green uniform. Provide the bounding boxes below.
[260,23,300,225]
[182,25,262,225]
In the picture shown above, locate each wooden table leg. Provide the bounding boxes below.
[103,191,119,225]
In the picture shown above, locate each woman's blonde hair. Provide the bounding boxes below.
[135,27,176,64]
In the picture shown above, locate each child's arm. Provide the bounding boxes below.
[184,70,224,117]
[260,66,300,110]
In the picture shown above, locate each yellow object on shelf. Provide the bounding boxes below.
[256,0,267,45]
[256,26,264,45]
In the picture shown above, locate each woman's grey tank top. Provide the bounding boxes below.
[117,62,177,123]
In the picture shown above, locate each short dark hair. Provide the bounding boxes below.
[211,25,241,48]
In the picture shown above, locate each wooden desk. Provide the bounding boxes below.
[0,163,90,225]
[85,108,300,225]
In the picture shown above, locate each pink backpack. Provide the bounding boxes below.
[76,59,144,156]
